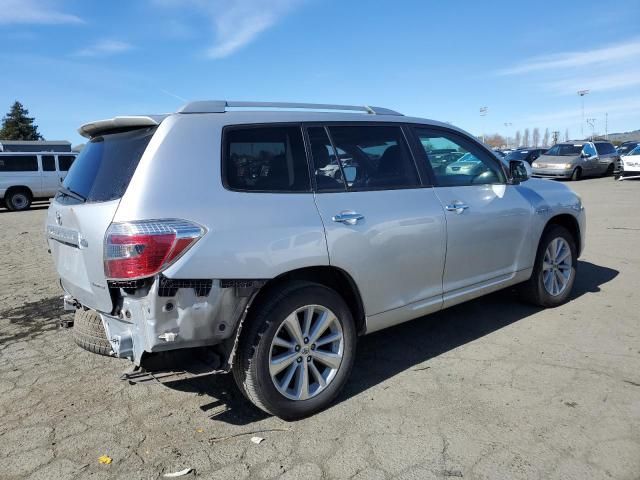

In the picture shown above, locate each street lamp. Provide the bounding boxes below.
[504,122,512,148]
[480,106,488,143]
[577,90,589,139]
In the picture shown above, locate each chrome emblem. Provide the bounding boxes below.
[55,211,62,226]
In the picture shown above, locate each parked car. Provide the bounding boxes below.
[616,144,640,179]
[616,141,639,156]
[46,101,585,419]
[531,141,617,180]
[1,152,77,210]
[504,148,547,164]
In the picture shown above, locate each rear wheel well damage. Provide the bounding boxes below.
[544,214,581,255]
[223,266,366,370]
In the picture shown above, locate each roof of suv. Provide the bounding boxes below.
[78,100,458,139]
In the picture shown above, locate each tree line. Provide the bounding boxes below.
[483,127,571,149]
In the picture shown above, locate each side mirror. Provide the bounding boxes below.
[509,160,531,183]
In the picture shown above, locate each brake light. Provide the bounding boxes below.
[104,220,204,280]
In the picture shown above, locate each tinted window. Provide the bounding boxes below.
[544,144,583,156]
[0,155,38,172]
[224,126,309,192]
[617,143,638,154]
[415,128,504,186]
[504,150,528,161]
[58,155,76,171]
[42,155,56,171]
[583,143,597,157]
[60,127,156,203]
[308,127,345,191]
[325,125,419,190]
[595,143,615,155]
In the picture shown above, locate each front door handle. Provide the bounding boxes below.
[445,203,469,214]
[332,211,364,225]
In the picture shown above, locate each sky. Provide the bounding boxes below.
[1,0,639,146]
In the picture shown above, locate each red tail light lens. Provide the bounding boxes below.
[104,220,204,280]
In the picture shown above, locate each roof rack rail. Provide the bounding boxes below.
[177,100,403,116]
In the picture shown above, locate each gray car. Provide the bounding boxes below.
[532,141,618,180]
[46,101,586,419]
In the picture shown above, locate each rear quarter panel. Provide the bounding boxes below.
[113,114,329,279]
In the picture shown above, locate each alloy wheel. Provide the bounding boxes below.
[542,237,572,296]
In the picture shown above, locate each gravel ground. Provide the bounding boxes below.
[1,177,639,480]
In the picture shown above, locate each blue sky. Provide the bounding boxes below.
[1,0,639,145]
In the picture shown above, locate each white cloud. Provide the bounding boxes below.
[75,40,133,57]
[0,0,83,25]
[154,0,305,59]
[498,38,640,75]
[544,69,640,95]
[521,97,640,124]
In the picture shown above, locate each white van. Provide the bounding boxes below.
[0,152,77,210]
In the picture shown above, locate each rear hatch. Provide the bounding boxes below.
[46,126,157,313]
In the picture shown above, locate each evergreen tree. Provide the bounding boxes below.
[0,101,44,140]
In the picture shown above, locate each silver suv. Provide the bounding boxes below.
[46,101,586,419]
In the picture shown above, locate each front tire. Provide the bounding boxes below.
[571,167,582,181]
[520,225,577,307]
[232,281,356,420]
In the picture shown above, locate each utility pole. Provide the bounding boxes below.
[577,90,589,139]
[480,107,488,143]
[605,112,608,140]
[504,122,512,148]
[552,130,560,145]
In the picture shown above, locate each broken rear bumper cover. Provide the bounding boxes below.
[99,277,264,366]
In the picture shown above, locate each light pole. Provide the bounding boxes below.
[504,122,512,148]
[577,89,589,139]
[480,106,488,143]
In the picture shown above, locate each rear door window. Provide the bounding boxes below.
[323,125,420,190]
[0,155,38,172]
[58,155,76,171]
[59,127,156,203]
[42,155,56,171]
[223,126,310,192]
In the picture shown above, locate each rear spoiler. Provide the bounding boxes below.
[78,115,168,139]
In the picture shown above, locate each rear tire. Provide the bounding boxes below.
[570,167,582,181]
[520,225,577,307]
[232,281,356,420]
[73,308,112,356]
[5,189,32,211]
[605,163,615,176]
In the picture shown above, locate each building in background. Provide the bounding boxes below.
[0,140,71,152]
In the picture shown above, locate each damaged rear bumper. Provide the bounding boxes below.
[97,277,263,366]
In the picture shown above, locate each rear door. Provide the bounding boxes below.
[309,124,446,317]
[412,126,533,302]
[46,128,156,313]
[40,155,60,197]
[0,154,41,196]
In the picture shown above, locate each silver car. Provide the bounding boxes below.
[532,141,618,180]
[46,101,586,419]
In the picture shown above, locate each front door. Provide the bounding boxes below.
[308,124,446,318]
[412,127,533,300]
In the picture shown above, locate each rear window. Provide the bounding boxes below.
[223,126,310,192]
[59,127,156,203]
[0,155,38,172]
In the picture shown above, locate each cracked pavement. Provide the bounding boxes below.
[1,177,639,479]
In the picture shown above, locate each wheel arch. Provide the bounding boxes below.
[4,185,34,200]
[543,214,581,255]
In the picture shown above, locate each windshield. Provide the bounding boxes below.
[59,127,156,204]
[628,146,640,156]
[544,144,582,156]
[618,144,638,154]
[504,150,528,161]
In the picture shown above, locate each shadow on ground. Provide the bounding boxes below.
[0,295,70,346]
[163,260,618,424]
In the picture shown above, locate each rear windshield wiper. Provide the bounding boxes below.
[57,186,86,203]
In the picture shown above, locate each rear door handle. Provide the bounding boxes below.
[332,211,364,225]
[445,203,469,214]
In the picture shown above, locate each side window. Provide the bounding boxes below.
[224,126,310,192]
[583,144,597,157]
[325,125,420,190]
[308,127,345,192]
[0,155,38,172]
[42,155,56,171]
[58,155,76,171]
[414,128,505,186]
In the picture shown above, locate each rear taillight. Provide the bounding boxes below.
[104,220,204,280]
